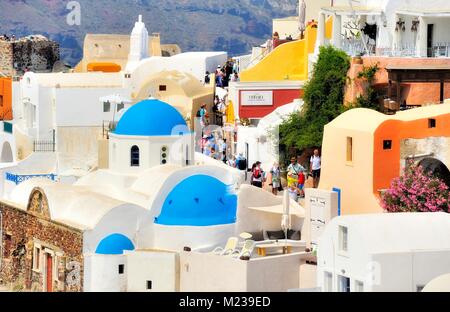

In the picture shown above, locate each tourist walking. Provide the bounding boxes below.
[251,161,264,188]
[269,162,281,195]
[228,155,237,168]
[287,156,305,188]
[310,149,322,188]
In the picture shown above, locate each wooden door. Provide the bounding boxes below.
[46,254,53,292]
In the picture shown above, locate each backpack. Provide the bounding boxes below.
[237,158,247,171]
[253,167,262,179]
[298,172,305,185]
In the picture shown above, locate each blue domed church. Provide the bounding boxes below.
[108,99,194,174]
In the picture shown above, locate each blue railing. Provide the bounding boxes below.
[5,173,57,185]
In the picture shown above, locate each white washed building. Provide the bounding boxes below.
[317,0,450,57]
[317,212,450,292]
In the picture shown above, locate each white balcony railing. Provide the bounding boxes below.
[341,40,450,58]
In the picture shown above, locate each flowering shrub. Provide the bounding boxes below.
[381,161,450,213]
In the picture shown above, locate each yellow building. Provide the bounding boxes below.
[231,15,333,121]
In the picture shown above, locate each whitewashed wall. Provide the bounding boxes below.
[180,251,304,292]
[54,88,130,127]
[109,134,194,175]
[84,254,127,292]
[125,251,179,292]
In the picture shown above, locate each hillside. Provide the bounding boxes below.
[0,0,298,65]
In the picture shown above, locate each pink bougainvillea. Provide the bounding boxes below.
[381,161,450,213]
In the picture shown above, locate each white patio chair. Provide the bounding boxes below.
[230,240,256,259]
[212,237,239,256]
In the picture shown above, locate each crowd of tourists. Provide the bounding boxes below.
[244,150,322,203]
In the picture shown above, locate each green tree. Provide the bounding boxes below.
[354,63,381,111]
[279,45,351,151]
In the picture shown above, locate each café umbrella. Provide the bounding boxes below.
[281,189,292,252]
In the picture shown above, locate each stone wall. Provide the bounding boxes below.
[0,200,83,292]
[12,40,60,75]
[0,41,13,77]
[0,37,60,77]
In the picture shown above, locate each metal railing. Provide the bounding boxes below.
[33,129,56,152]
[342,41,450,58]
[5,172,58,185]
[33,140,55,152]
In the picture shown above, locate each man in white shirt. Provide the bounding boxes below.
[310,149,322,188]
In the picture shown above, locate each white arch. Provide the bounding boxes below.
[1,141,13,163]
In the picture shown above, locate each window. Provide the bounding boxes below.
[33,245,41,271]
[339,226,348,253]
[103,101,111,113]
[0,95,3,107]
[383,140,392,150]
[428,118,436,128]
[146,280,152,290]
[124,74,131,79]
[118,264,124,275]
[324,272,333,292]
[159,85,167,91]
[346,137,353,163]
[338,276,351,293]
[355,280,364,292]
[131,146,140,167]
[117,102,124,112]
[161,146,168,165]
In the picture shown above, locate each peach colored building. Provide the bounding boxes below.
[320,105,450,215]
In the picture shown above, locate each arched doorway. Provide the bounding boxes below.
[418,158,450,188]
[1,141,13,163]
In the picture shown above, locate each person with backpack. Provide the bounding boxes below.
[236,153,247,171]
[251,161,264,188]
[196,104,208,129]
[287,156,306,188]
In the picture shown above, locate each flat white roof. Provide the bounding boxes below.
[397,9,450,17]
[332,212,450,254]
[321,6,382,16]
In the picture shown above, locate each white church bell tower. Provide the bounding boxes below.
[126,15,149,71]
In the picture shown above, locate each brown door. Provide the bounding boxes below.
[46,254,53,292]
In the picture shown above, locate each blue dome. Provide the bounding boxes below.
[114,99,189,136]
[95,233,135,255]
[155,175,237,227]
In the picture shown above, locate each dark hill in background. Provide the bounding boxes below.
[0,0,298,66]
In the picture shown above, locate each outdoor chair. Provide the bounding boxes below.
[230,240,256,259]
[212,237,239,256]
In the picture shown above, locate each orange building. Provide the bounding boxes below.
[0,78,13,120]
[320,105,450,215]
